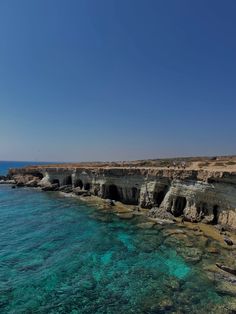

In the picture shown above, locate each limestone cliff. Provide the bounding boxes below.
[8,165,236,229]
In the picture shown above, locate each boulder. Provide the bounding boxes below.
[224,237,234,246]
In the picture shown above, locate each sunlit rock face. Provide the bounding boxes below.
[9,167,236,229]
[160,180,236,228]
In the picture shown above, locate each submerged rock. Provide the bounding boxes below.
[158,297,174,311]
[178,247,202,263]
[136,222,156,229]
[116,213,134,219]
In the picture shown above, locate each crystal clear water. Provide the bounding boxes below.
[0,163,231,313]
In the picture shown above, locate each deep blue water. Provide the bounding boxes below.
[0,161,55,176]
[0,162,230,313]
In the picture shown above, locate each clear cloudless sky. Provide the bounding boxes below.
[0,0,235,162]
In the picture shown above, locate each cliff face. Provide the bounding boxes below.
[9,166,236,229]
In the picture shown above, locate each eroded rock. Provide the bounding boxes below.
[7,164,236,230]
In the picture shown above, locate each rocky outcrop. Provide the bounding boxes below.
[8,166,236,229]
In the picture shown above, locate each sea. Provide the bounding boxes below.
[0,161,232,313]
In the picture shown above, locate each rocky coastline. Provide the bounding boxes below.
[2,162,236,310]
[7,162,236,229]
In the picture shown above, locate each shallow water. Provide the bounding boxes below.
[0,184,231,313]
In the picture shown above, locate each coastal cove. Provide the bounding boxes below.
[1,160,236,313]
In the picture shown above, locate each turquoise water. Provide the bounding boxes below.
[0,162,230,313]
[0,184,228,313]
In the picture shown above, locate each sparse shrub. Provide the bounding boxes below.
[225,161,236,166]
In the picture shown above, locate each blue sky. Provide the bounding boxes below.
[0,0,235,162]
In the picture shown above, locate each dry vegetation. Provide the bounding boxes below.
[24,155,236,172]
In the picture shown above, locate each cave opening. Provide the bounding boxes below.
[74,179,83,189]
[131,187,140,205]
[212,205,219,224]
[153,190,167,207]
[84,183,91,191]
[132,187,137,199]
[108,184,120,201]
[64,176,72,186]
[173,196,187,216]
